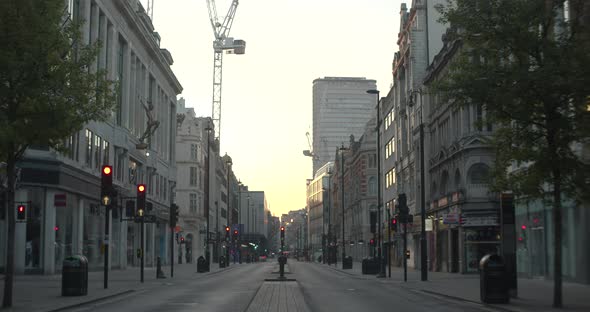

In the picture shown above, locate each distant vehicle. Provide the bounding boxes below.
[259,255,267,262]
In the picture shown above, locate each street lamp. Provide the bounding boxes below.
[225,154,232,267]
[339,143,349,269]
[409,89,428,282]
[204,121,213,271]
[367,89,385,278]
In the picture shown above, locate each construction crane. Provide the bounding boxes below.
[206,0,246,142]
[303,132,318,160]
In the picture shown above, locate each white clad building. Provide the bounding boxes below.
[312,77,377,175]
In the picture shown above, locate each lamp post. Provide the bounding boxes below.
[204,122,213,270]
[367,89,385,278]
[339,143,348,269]
[322,187,327,264]
[225,155,232,267]
[410,89,428,282]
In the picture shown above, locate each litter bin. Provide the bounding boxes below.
[480,254,510,304]
[343,256,353,269]
[197,256,208,273]
[61,255,88,296]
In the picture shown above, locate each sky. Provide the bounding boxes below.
[144,0,403,217]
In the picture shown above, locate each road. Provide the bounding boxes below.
[64,260,497,312]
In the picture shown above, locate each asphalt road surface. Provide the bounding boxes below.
[63,260,497,312]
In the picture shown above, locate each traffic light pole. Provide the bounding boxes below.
[141,216,144,283]
[388,209,391,278]
[403,220,407,282]
[170,225,174,278]
[104,204,110,289]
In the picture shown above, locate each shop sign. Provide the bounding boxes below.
[425,219,433,231]
[462,215,499,227]
[443,213,460,224]
[54,194,66,207]
[451,192,460,203]
[438,196,448,207]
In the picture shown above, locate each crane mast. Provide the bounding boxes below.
[206,0,245,142]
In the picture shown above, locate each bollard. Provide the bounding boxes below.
[156,256,166,279]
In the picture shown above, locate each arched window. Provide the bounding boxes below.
[368,177,377,195]
[440,171,449,195]
[454,169,461,189]
[468,163,490,184]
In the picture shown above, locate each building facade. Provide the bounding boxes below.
[305,163,332,261]
[175,101,208,264]
[312,77,377,175]
[389,0,446,270]
[1,0,182,274]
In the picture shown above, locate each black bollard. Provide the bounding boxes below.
[157,256,166,279]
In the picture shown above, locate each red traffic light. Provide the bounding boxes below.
[137,184,146,193]
[392,218,397,225]
[370,239,375,245]
[16,205,26,221]
[102,165,112,176]
[233,230,238,235]
[521,225,527,230]
[18,205,24,212]
[280,226,285,232]
[225,226,230,232]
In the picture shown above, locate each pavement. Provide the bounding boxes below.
[321,260,590,312]
[0,261,233,312]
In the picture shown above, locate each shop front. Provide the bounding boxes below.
[462,214,500,274]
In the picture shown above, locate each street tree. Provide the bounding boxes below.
[435,0,590,307]
[0,0,116,307]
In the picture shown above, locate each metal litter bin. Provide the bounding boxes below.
[343,256,353,269]
[480,254,510,304]
[61,255,88,296]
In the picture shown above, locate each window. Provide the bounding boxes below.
[367,154,376,168]
[117,37,126,126]
[468,163,490,184]
[64,132,79,161]
[102,139,109,166]
[190,167,197,186]
[94,134,102,170]
[190,193,197,213]
[190,144,198,160]
[115,148,125,182]
[85,129,92,167]
[386,168,396,189]
[368,177,377,195]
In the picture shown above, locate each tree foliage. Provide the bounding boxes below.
[0,0,116,161]
[0,0,116,307]
[435,0,590,202]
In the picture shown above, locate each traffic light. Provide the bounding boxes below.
[405,249,410,259]
[369,238,375,246]
[136,184,146,216]
[169,203,179,227]
[16,205,26,221]
[225,226,230,240]
[398,193,408,215]
[233,229,239,240]
[391,215,398,232]
[101,165,113,206]
[180,236,185,244]
[280,226,285,240]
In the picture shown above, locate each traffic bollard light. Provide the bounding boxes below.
[136,184,146,216]
[16,205,26,221]
[101,165,113,206]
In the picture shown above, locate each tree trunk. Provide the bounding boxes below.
[2,155,16,308]
[552,165,563,308]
